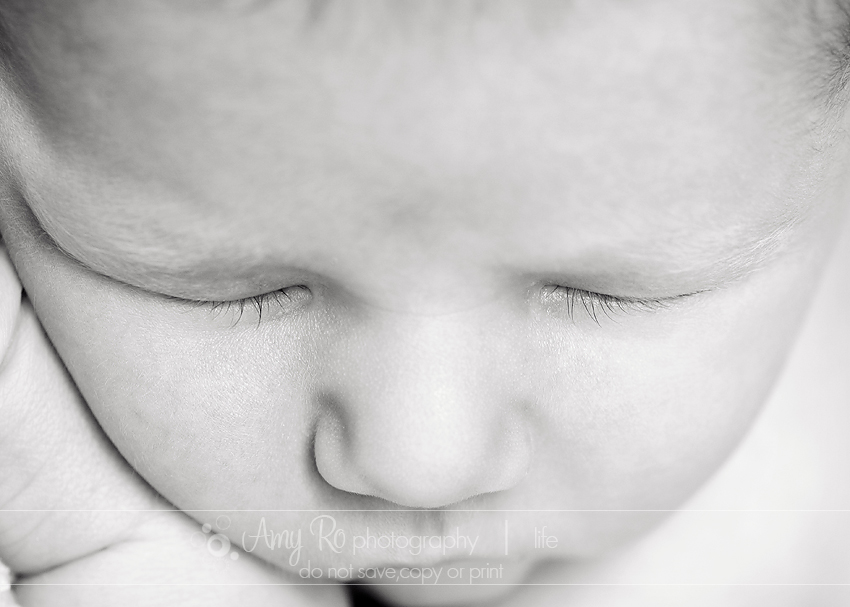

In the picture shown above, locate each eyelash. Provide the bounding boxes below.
[543,285,673,323]
[188,287,308,324]
[184,285,677,326]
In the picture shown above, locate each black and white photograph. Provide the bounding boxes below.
[0,1,849,605]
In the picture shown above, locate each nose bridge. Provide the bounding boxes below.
[313,308,532,508]
[357,314,500,461]
[368,312,494,417]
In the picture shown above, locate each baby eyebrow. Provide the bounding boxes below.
[47,226,800,305]
[15,183,807,301]
[654,217,804,287]
[535,202,809,291]
[11,196,266,298]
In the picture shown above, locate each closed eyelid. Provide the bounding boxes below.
[169,285,314,328]
[541,285,701,324]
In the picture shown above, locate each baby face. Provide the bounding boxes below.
[1,0,848,603]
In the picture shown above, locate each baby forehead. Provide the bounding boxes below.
[10,0,833,194]
[5,0,841,95]
[3,0,840,302]
[6,0,839,154]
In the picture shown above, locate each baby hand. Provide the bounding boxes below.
[0,242,345,607]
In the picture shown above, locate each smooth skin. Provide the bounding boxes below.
[0,239,348,605]
[1,1,849,605]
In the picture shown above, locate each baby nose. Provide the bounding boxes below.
[313,314,532,509]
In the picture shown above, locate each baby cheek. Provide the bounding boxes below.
[533,279,812,514]
[60,308,322,511]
